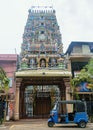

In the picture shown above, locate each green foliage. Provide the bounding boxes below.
[0,67,9,92]
[71,58,93,88]
[70,58,93,99]
[71,69,91,87]
[85,58,93,76]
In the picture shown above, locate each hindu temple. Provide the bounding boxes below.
[15,6,71,120]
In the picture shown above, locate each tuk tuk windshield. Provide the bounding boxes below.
[52,103,58,111]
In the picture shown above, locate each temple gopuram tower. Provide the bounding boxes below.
[21,6,63,69]
[15,6,71,120]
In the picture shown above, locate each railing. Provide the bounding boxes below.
[17,63,67,71]
[70,52,93,56]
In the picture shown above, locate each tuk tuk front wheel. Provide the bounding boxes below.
[48,121,54,127]
[78,121,86,128]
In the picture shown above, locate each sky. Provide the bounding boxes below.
[0,0,93,54]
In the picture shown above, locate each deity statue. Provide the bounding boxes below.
[40,59,46,68]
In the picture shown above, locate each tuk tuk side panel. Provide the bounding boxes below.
[65,115,69,123]
[74,112,88,123]
[49,110,59,123]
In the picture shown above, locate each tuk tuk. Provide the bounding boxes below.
[48,100,88,128]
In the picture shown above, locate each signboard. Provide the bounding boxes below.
[76,82,93,92]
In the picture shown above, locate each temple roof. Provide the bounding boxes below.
[29,6,55,13]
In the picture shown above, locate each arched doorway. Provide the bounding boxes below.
[20,85,60,118]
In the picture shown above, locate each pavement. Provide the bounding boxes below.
[0,119,93,130]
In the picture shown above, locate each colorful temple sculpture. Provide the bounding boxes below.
[20,6,63,69]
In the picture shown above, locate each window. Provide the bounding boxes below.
[41,23,44,26]
[9,78,13,87]
[41,16,44,19]
[73,46,82,53]
[52,24,55,27]
[82,45,90,54]
[41,31,44,34]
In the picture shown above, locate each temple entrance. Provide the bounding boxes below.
[34,96,51,118]
[16,75,71,120]
[20,85,61,118]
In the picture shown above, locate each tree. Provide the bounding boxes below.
[85,58,93,76]
[0,67,9,92]
[0,67,9,124]
[71,58,93,91]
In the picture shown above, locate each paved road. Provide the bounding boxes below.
[0,119,92,130]
[9,124,93,130]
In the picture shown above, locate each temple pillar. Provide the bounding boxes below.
[63,78,71,101]
[67,60,71,71]
[14,84,20,120]
[64,78,73,112]
[66,86,71,100]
